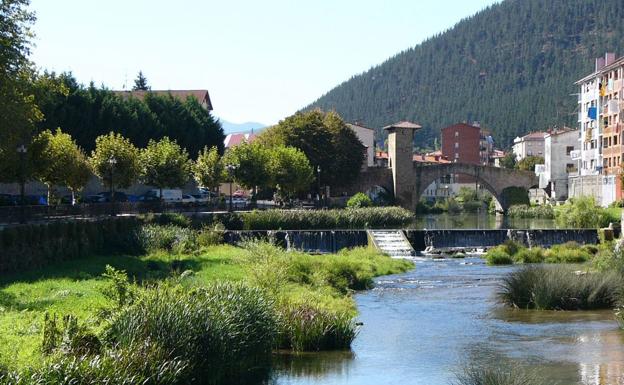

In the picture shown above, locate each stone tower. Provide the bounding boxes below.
[384,121,421,209]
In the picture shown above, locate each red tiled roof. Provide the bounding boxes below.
[224,133,257,148]
[114,90,213,110]
[522,131,547,140]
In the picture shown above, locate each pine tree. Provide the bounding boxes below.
[132,71,150,91]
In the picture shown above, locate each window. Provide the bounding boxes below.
[566,146,574,155]
[454,131,459,137]
[615,136,619,146]
[566,163,577,173]
[454,142,459,149]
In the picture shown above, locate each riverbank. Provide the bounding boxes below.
[0,242,412,379]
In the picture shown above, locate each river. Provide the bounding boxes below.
[411,212,558,229]
[272,257,624,385]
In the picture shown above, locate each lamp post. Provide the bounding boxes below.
[317,165,321,208]
[109,156,117,216]
[226,164,237,212]
[16,144,27,224]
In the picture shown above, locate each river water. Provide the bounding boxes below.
[272,257,624,385]
[411,213,558,229]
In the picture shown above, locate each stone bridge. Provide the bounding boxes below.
[348,122,538,212]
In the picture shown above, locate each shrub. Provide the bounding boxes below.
[555,197,611,228]
[140,212,191,228]
[0,217,142,273]
[137,225,198,254]
[240,207,413,230]
[196,222,225,247]
[544,244,592,263]
[513,247,545,264]
[277,302,356,351]
[507,204,555,219]
[499,265,622,310]
[485,247,514,265]
[346,193,373,208]
[106,282,277,384]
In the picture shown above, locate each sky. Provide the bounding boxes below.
[29,0,499,126]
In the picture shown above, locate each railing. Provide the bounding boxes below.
[0,200,277,225]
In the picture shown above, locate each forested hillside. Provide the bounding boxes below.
[307,0,624,149]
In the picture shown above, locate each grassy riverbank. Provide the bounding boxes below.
[0,241,412,381]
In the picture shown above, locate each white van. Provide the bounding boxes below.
[146,189,183,202]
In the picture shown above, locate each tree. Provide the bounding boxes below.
[140,137,192,197]
[34,129,90,204]
[499,152,517,169]
[90,132,141,192]
[193,146,224,193]
[268,146,313,198]
[222,141,271,198]
[517,156,544,172]
[132,71,150,91]
[0,0,42,180]
[258,109,364,190]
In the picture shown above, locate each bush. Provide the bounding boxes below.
[106,282,277,384]
[499,265,622,310]
[485,247,514,265]
[507,204,555,219]
[513,247,545,264]
[196,222,225,247]
[0,217,142,273]
[137,225,198,254]
[544,243,592,263]
[277,302,356,351]
[240,207,413,230]
[346,193,373,208]
[140,212,191,228]
[555,197,612,228]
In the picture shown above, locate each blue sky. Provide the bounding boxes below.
[30,0,499,126]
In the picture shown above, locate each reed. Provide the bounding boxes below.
[453,365,549,385]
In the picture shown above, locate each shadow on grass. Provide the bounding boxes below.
[0,253,204,290]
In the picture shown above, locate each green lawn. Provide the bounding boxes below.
[0,245,412,370]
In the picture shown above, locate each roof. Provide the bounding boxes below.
[224,132,257,148]
[382,121,422,130]
[347,122,374,131]
[575,55,624,84]
[515,132,547,142]
[114,90,213,110]
[545,127,578,138]
[441,122,481,131]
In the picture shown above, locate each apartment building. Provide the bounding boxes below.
[512,132,546,161]
[536,128,578,201]
[569,52,624,206]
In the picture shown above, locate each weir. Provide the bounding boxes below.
[223,228,601,254]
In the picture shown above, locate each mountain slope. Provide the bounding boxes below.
[218,119,266,134]
[307,0,624,149]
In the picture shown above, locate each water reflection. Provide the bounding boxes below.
[273,258,624,385]
[411,213,558,230]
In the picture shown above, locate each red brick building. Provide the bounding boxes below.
[441,123,482,183]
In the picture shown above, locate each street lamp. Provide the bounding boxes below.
[16,144,27,224]
[109,156,117,216]
[317,165,322,208]
[226,164,237,212]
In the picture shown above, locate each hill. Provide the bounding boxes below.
[219,119,266,134]
[306,0,624,149]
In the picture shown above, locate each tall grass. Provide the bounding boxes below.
[486,241,593,266]
[453,365,550,385]
[106,281,277,384]
[499,265,621,310]
[507,204,554,219]
[554,196,617,228]
[240,207,413,230]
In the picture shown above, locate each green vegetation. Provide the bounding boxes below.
[240,207,413,230]
[307,0,624,148]
[516,156,543,172]
[485,240,597,266]
[140,136,192,192]
[0,221,412,380]
[258,110,364,188]
[416,188,491,214]
[554,197,620,228]
[453,365,549,385]
[346,193,373,208]
[193,145,223,191]
[89,132,141,191]
[499,265,621,310]
[506,204,555,219]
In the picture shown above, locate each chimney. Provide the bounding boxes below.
[605,52,616,66]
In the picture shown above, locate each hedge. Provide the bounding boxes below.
[0,217,142,273]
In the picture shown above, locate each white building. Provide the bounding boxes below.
[512,132,546,161]
[537,128,579,201]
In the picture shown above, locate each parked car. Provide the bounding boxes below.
[84,194,105,204]
[0,194,16,206]
[182,194,197,203]
[145,189,183,202]
[191,194,210,203]
[97,191,129,203]
[228,196,248,209]
[138,193,161,203]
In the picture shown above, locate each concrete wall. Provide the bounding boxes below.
[543,130,579,201]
